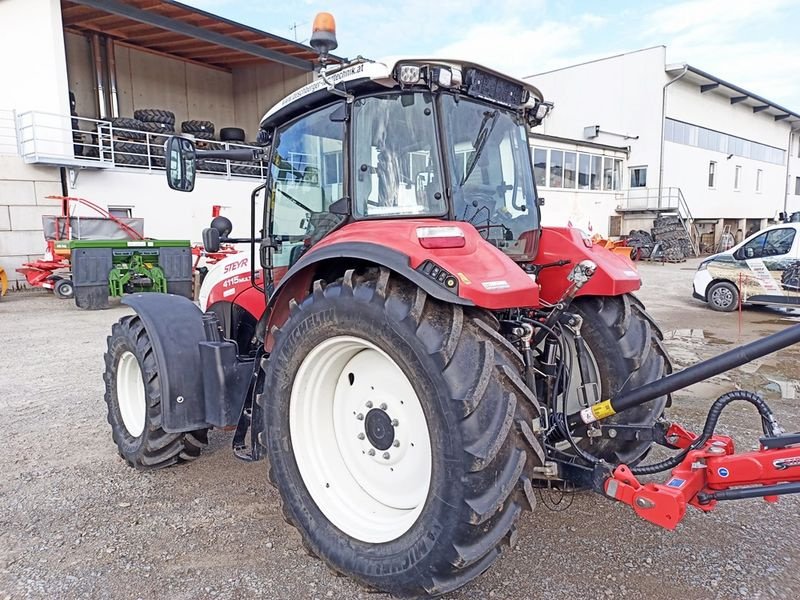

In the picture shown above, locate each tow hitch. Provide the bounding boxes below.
[554,323,800,529]
[605,392,800,530]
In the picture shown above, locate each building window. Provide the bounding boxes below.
[590,155,602,191]
[550,150,564,188]
[578,154,590,189]
[795,176,800,196]
[756,169,762,193]
[708,161,716,188]
[664,117,784,165]
[533,148,547,187]
[734,165,742,191]
[107,206,132,218]
[630,166,647,188]
[563,151,577,189]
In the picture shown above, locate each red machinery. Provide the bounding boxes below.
[17,196,144,298]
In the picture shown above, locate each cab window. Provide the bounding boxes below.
[740,228,796,259]
[352,93,445,218]
[269,102,345,266]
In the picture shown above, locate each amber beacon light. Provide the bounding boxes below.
[310,12,338,62]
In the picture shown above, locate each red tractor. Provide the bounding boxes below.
[103,15,800,598]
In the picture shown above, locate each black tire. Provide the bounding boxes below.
[109,140,148,166]
[110,117,146,141]
[134,108,175,126]
[192,131,216,140]
[262,268,543,598]
[781,262,800,291]
[181,120,214,134]
[570,294,672,463]
[219,127,245,142]
[139,121,175,134]
[53,278,74,300]
[707,280,739,312]
[104,315,208,469]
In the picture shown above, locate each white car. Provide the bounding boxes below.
[693,222,800,311]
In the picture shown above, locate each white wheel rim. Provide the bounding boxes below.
[117,351,146,437]
[290,336,432,543]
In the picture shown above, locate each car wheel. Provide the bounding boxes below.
[707,281,739,312]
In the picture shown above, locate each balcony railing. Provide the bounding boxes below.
[616,187,685,212]
[12,110,266,179]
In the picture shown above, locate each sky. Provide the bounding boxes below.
[183,0,800,110]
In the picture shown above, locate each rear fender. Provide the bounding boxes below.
[535,227,642,304]
[122,293,253,432]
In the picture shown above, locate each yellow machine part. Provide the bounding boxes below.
[0,266,7,297]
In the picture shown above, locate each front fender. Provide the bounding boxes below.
[535,227,641,304]
[122,293,207,432]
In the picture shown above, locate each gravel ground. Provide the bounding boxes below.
[1,259,799,600]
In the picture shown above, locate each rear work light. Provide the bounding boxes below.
[416,226,466,249]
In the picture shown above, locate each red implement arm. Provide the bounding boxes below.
[605,424,800,530]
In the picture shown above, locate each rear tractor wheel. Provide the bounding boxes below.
[559,294,672,464]
[262,268,543,598]
[103,315,207,469]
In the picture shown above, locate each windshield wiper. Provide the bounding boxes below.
[460,110,498,186]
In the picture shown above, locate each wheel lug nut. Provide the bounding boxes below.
[393,440,400,448]
[366,401,373,408]
[356,413,364,420]
[380,403,388,410]
[368,449,375,456]
[382,452,390,460]
[357,433,365,440]
[391,419,399,427]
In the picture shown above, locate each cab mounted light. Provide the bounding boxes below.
[416,226,466,249]
[397,64,423,85]
[310,12,337,64]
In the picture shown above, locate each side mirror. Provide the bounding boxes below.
[166,136,196,192]
[202,227,220,253]
[537,197,546,206]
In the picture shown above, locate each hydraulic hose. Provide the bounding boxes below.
[630,390,779,475]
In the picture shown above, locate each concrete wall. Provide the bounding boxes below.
[527,47,666,188]
[67,169,264,243]
[0,156,64,287]
[64,31,237,130]
[232,63,312,140]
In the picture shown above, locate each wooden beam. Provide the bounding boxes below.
[775,114,791,121]
[67,0,312,70]
[730,96,748,104]
[114,39,231,73]
[700,83,719,93]
[753,105,770,113]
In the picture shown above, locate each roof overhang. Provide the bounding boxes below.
[667,64,800,124]
[61,0,342,72]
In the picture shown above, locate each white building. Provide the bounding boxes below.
[0,0,321,287]
[526,46,800,251]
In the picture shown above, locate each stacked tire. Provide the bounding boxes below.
[652,216,693,260]
[135,109,176,168]
[781,262,800,291]
[102,117,147,166]
[627,229,654,259]
[182,120,215,140]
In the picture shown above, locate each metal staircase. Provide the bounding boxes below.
[616,187,700,256]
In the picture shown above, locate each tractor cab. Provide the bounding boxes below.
[167,55,552,278]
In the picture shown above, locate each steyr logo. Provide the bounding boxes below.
[773,457,800,470]
[224,258,248,273]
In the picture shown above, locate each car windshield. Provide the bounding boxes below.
[353,92,446,218]
[439,94,539,258]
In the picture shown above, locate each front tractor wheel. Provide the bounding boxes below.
[103,315,207,469]
[263,269,543,598]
